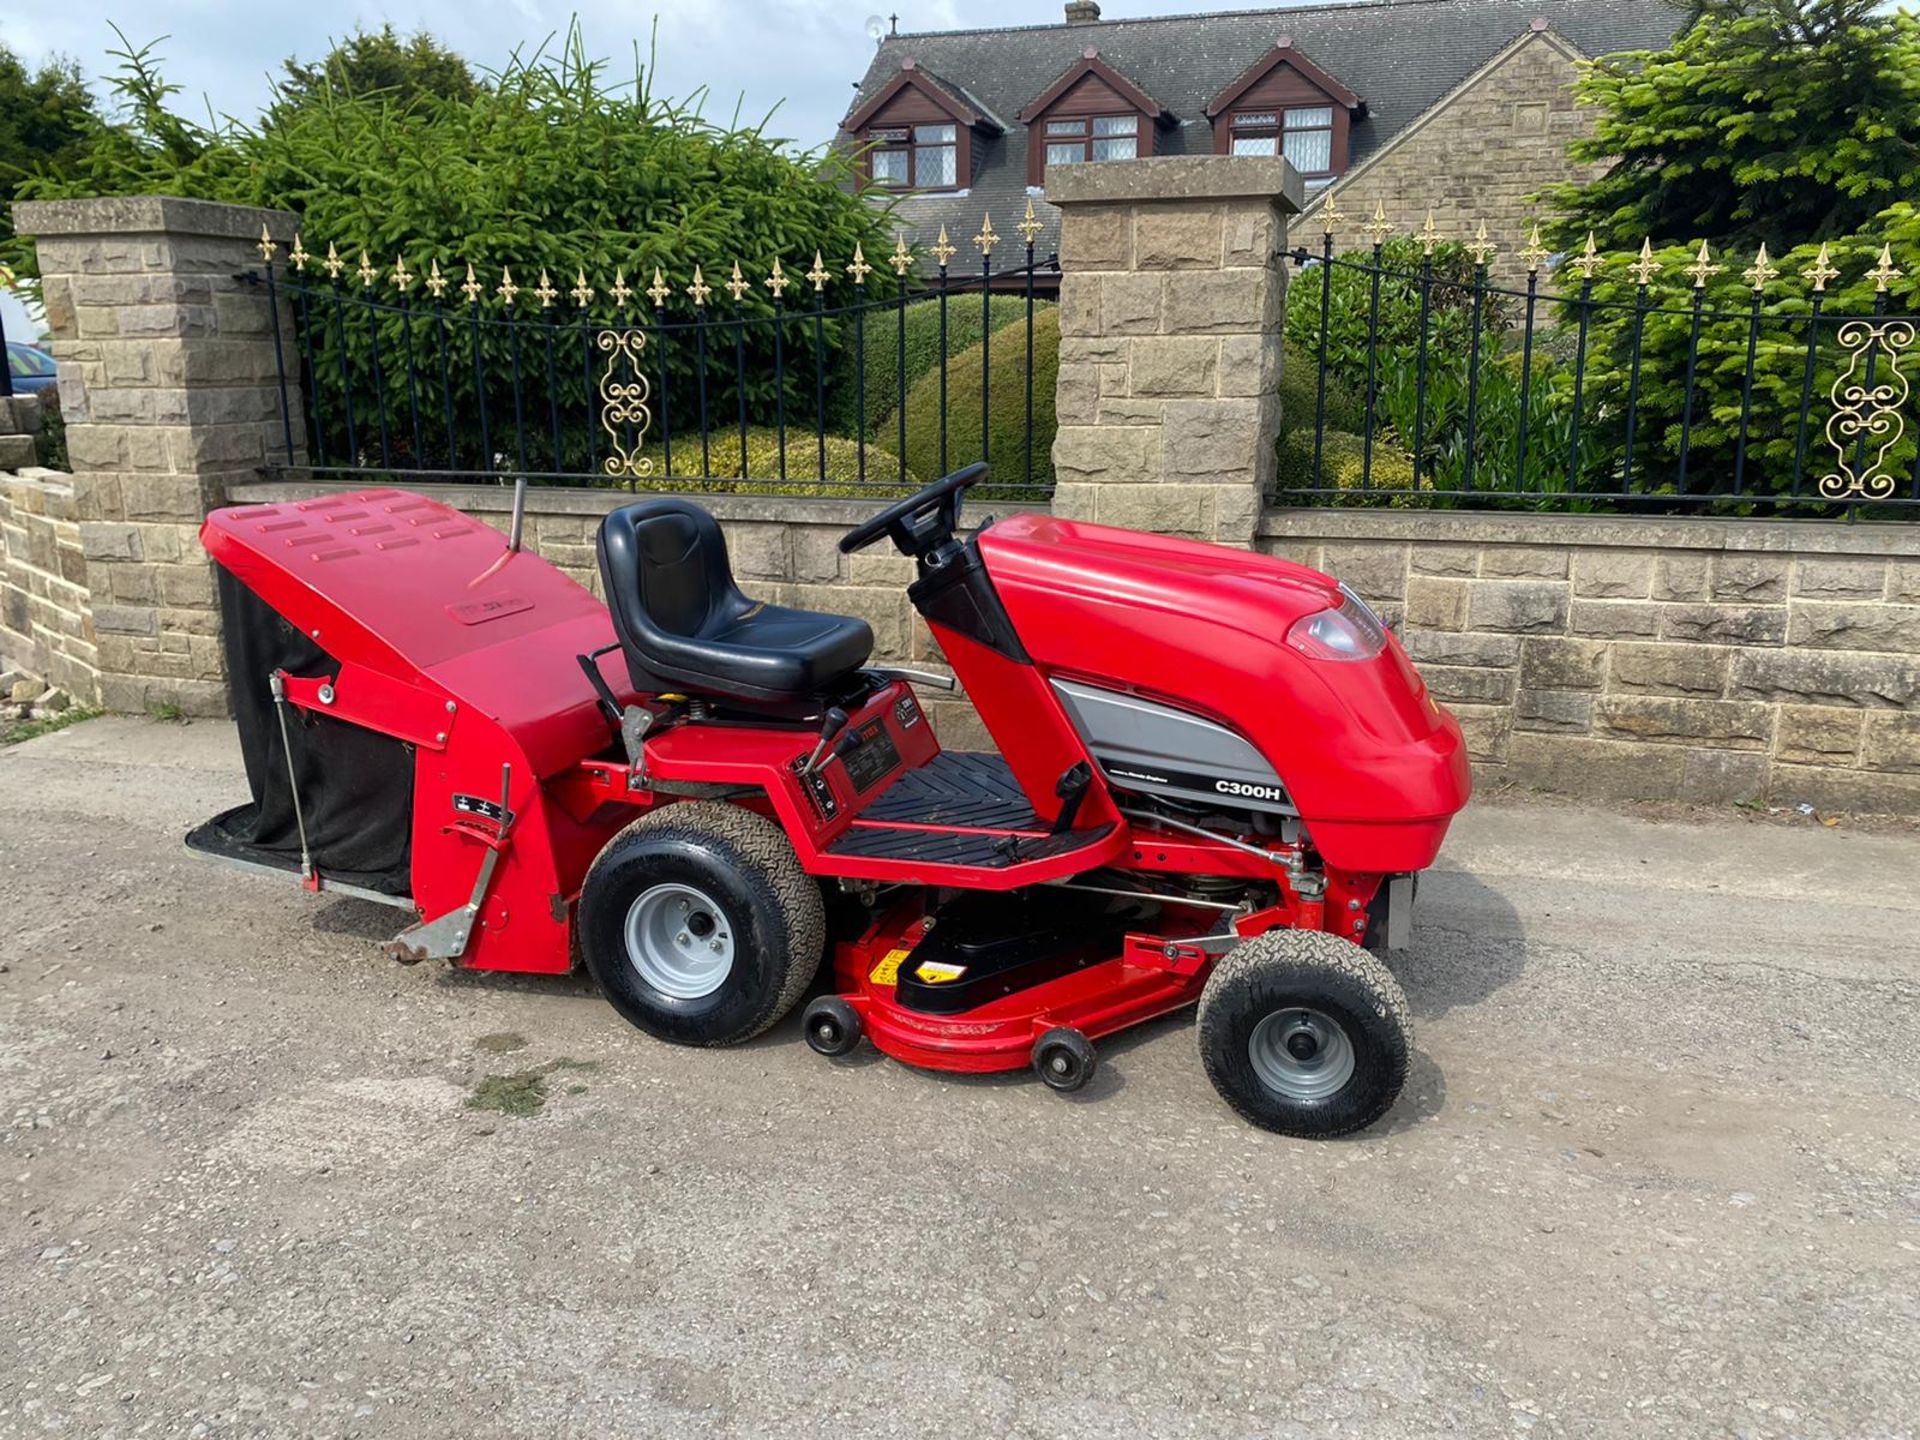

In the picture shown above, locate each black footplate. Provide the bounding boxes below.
[857,751,1037,830]
[893,891,1126,1015]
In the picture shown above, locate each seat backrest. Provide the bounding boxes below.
[598,499,738,653]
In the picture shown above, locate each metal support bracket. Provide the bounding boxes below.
[385,763,514,966]
[620,704,654,773]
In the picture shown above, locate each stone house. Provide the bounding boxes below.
[839,0,1682,279]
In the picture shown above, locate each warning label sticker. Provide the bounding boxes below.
[869,947,914,986]
[913,960,967,985]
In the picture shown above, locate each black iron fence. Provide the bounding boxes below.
[243,209,1059,502]
[1283,204,1920,518]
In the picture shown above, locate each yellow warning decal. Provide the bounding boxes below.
[913,960,967,985]
[869,947,914,986]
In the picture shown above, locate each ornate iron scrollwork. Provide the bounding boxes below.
[597,328,655,480]
[1819,319,1916,501]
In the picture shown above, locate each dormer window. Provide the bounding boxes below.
[1206,39,1364,187]
[1044,114,1139,166]
[841,58,1004,195]
[1228,106,1335,179]
[868,122,959,189]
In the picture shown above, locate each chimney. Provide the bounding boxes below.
[1065,1,1102,24]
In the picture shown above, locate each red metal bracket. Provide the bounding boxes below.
[281,664,454,751]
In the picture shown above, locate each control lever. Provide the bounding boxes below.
[800,706,851,778]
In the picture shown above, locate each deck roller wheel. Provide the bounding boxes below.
[1031,1027,1097,1093]
[803,995,863,1058]
[1197,931,1412,1138]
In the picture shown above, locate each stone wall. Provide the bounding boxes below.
[1048,156,1300,547]
[0,462,97,701]
[1263,510,1920,813]
[1297,28,1602,282]
[225,479,1005,748]
[15,197,304,718]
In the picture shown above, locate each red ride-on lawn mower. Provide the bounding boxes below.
[191,466,1470,1136]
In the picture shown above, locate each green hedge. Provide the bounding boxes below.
[1277,338,1367,440]
[623,426,918,498]
[884,306,1060,496]
[828,294,1044,438]
[1275,428,1420,500]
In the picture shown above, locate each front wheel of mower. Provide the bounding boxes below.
[1197,931,1412,1138]
[578,802,824,1047]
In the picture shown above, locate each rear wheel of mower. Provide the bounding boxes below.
[578,802,824,1047]
[1197,931,1411,1138]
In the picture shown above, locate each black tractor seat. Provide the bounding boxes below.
[597,499,874,705]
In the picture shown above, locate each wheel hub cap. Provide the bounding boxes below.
[624,883,735,1000]
[1249,1007,1355,1102]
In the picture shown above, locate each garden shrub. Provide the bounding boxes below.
[1277,338,1366,439]
[826,294,1045,438]
[885,306,1060,497]
[624,426,918,498]
[1275,428,1419,498]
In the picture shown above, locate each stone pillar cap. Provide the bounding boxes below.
[1044,155,1304,212]
[14,195,299,242]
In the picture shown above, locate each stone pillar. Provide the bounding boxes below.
[1048,156,1301,548]
[15,197,304,716]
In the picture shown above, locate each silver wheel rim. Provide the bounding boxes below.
[623,883,735,1000]
[1248,1007,1355,1102]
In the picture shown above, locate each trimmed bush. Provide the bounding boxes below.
[1277,338,1367,440]
[884,307,1060,497]
[624,426,918,499]
[1275,428,1420,499]
[827,294,1045,438]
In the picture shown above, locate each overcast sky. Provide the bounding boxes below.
[0,0,1272,155]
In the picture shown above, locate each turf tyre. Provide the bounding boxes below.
[579,802,824,1046]
[1197,930,1411,1138]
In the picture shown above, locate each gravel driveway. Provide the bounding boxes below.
[2,717,1916,1439]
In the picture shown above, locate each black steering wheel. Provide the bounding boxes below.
[838,463,988,558]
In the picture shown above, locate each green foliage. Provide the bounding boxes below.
[1277,338,1366,439]
[1542,4,1920,250]
[827,295,1043,438]
[1284,237,1513,394]
[2,704,101,747]
[1275,429,1421,502]
[625,427,918,498]
[0,44,99,254]
[7,26,903,474]
[888,307,1059,498]
[272,25,481,120]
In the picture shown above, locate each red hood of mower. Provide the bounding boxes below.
[977,514,1470,871]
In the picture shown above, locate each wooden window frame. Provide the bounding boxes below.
[1227,106,1337,179]
[863,121,963,192]
[1040,113,1141,169]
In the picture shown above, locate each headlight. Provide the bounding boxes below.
[1286,584,1388,662]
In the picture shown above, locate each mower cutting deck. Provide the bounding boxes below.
[194,465,1469,1137]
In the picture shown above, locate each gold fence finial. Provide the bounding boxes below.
[289,233,310,273]
[1321,187,1345,239]
[846,244,874,285]
[1466,220,1497,267]
[1417,209,1440,258]
[1868,243,1904,294]
[889,234,913,277]
[804,250,829,293]
[258,223,278,264]
[1521,222,1550,275]
[766,257,790,300]
[571,268,595,307]
[391,255,416,294]
[460,262,483,304]
[1627,238,1662,287]
[610,268,633,308]
[975,212,1000,256]
[646,267,672,307]
[687,265,712,306]
[1018,197,1044,247]
[1743,243,1779,293]
[1361,200,1393,248]
[726,262,751,302]
[356,250,378,289]
[424,258,447,300]
[1570,232,1604,282]
[324,242,345,281]
[497,266,521,306]
[1684,240,1723,290]
[1803,242,1840,293]
[931,226,957,268]
[533,269,558,308]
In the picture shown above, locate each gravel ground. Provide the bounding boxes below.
[2,717,1916,1439]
